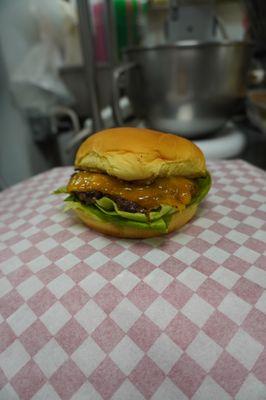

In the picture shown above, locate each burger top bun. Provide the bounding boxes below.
[75,127,206,181]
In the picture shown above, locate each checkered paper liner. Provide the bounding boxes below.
[0,160,265,400]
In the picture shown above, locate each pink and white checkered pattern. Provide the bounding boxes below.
[0,160,266,400]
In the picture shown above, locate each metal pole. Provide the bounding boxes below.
[77,0,103,131]
[105,0,118,67]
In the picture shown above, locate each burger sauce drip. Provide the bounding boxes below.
[67,171,197,210]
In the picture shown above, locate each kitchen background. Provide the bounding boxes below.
[0,0,266,189]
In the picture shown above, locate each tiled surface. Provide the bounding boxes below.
[0,160,266,399]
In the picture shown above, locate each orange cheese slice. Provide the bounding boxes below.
[67,171,197,210]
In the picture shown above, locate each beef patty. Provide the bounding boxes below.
[74,191,147,214]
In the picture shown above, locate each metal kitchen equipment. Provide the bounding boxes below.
[166,0,217,42]
[59,64,112,118]
[112,40,252,137]
[247,89,266,135]
[76,0,103,131]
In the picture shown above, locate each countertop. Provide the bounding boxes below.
[0,160,265,400]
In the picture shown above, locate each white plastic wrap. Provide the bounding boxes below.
[10,0,80,114]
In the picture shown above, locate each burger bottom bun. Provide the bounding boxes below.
[74,203,198,239]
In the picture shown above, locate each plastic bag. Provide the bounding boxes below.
[10,0,76,114]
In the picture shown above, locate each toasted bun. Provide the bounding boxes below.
[75,127,206,181]
[73,204,198,239]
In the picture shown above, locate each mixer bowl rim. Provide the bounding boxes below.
[124,40,253,53]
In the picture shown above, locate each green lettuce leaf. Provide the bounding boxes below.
[52,186,68,194]
[63,200,168,233]
[95,197,176,222]
[192,171,212,205]
[64,194,76,202]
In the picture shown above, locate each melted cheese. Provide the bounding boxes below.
[67,171,197,210]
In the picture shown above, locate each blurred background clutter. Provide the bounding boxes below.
[1,0,266,189]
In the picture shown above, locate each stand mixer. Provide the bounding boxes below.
[111,0,251,138]
[166,0,219,42]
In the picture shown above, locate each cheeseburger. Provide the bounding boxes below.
[55,127,211,238]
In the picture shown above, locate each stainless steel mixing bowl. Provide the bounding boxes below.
[112,41,252,137]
